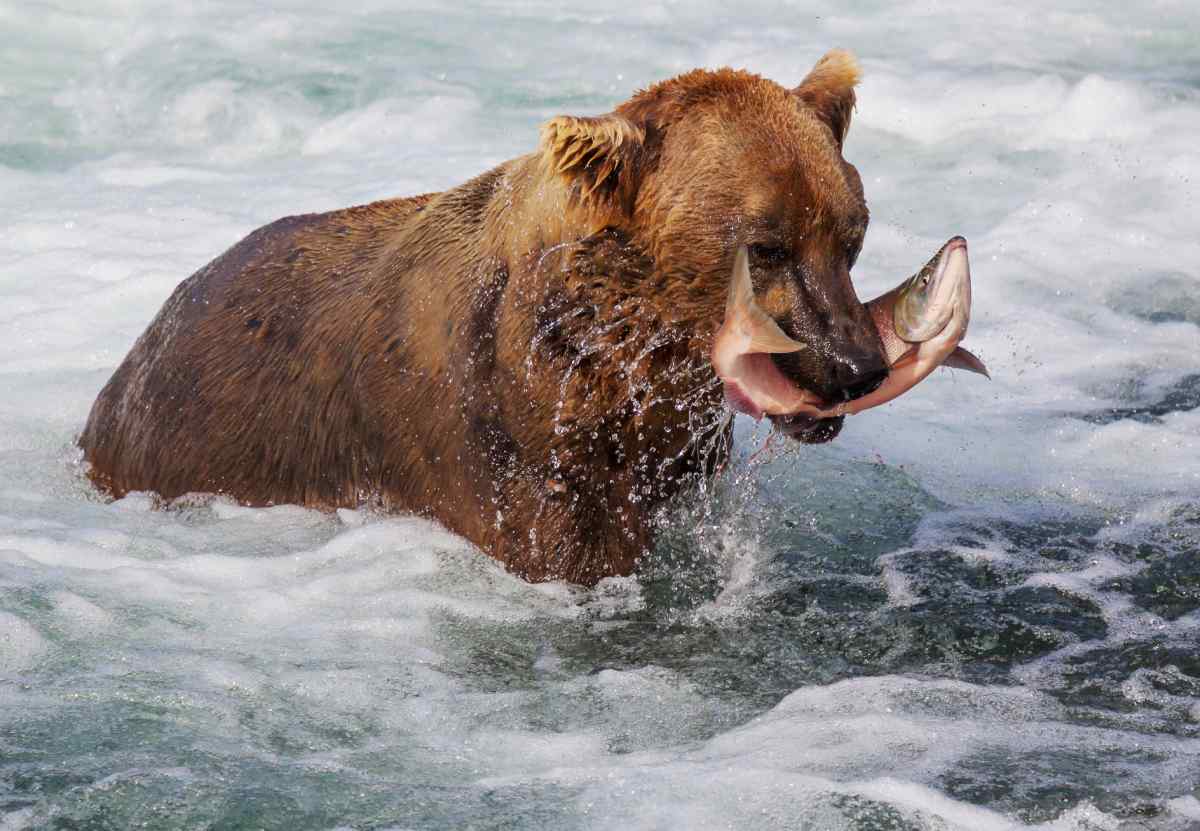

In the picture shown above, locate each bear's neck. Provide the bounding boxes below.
[528,226,729,505]
[432,158,732,581]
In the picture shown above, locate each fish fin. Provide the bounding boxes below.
[943,346,990,378]
[748,318,808,353]
[729,246,806,354]
[727,245,756,313]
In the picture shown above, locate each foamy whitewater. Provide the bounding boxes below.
[2,1,1199,828]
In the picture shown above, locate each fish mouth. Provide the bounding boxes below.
[717,354,828,420]
[721,363,841,442]
[723,361,843,444]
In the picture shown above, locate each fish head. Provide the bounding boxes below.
[893,236,971,342]
[815,235,986,419]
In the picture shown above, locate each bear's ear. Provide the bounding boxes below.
[540,114,646,214]
[793,49,861,148]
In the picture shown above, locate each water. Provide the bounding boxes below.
[2,1,1199,828]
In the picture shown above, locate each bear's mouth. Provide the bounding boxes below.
[717,355,826,421]
[769,411,843,442]
[709,247,834,429]
[719,357,843,442]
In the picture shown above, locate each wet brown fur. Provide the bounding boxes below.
[80,51,885,586]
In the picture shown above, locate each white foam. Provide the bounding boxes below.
[49,590,114,634]
[96,164,229,188]
[0,610,48,674]
[476,674,1194,830]
[0,807,35,831]
[302,95,479,157]
[1168,795,1200,821]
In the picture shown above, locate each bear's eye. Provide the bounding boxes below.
[749,243,789,266]
[846,239,863,269]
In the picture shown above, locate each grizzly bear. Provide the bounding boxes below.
[79,50,890,585]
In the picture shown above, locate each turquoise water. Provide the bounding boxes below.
[2,2,1199,828]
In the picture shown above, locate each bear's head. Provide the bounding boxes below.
[539,50,887,443]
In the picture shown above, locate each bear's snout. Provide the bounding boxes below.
[830,348,890,403]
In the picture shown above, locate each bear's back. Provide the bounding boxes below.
[79,193,436,506]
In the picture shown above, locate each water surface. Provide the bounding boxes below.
[2,1,1199,828]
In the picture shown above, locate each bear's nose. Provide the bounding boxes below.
[832,357,889,403]
[841,367,888,402]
